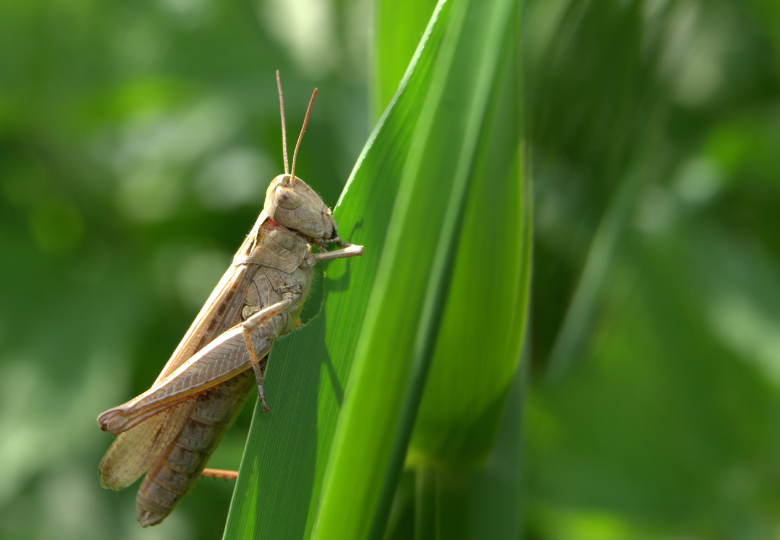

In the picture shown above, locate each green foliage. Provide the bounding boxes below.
[524,1,780,539]
[3,0,780,540]
[372,0,437,120]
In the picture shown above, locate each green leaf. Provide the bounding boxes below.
[406,1,527,471]
[223,0,527,538]
[372,0,437,121]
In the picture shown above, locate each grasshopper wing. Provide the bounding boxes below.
[99,321,275,435]
[99,403,194,490]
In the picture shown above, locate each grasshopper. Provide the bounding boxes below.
[97,72,363,527]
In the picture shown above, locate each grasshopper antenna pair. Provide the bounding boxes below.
[276,70,317,184]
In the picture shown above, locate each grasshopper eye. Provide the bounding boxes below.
[275,186,302,210]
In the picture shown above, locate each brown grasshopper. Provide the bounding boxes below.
[96,72,363,527]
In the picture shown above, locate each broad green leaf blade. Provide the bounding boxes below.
[407,0,527,471]
[312,0,525,538]
[400,2,527,537]
[372,0,437,122]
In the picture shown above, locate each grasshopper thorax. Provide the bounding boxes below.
[264,174,337,241]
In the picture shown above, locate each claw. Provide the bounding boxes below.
[252,367,270,412]
[257,384,270,412]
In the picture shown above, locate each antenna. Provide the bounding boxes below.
[289,88,318,184]
[276,71,289,175]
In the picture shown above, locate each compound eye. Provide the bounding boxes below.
[275,186,302,210]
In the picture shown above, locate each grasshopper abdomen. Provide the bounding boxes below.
[136,372,255,526]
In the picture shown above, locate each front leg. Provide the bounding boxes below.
[304,243,363,267]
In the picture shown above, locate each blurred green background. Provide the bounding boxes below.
[1,0,780,539]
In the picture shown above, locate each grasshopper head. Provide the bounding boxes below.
[264,174,337,240]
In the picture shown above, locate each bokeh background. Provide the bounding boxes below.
[1,0,780,539]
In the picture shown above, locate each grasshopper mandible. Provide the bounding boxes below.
[96,72,363,527]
